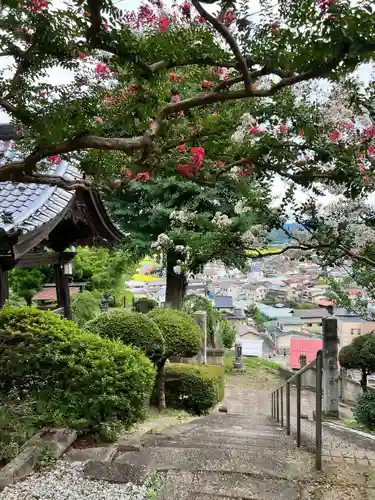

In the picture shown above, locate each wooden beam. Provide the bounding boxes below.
[0,267,9,307]
[15,251,75,269]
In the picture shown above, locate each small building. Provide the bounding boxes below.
[236,324,273,357]
[289,337,323,369]
[0,126,123,318]
[337,317,375,348]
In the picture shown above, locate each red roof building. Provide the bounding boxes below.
[33,287,80,301]
[289,337,323,369]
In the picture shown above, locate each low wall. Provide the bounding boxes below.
[279,365,375,405]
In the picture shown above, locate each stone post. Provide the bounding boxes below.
[194,311,207,364]
[322,316,339,418]
[234,342,243,370]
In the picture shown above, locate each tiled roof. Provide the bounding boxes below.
[33,287,80,301]
[0,140,81,235]
[214,296,234,308]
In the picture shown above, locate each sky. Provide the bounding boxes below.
[0,0,373,208]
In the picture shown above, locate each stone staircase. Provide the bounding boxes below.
[80,375,374,499]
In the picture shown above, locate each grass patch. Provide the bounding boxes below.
[131,274,163,282]
[342,418,375,434]
[224,350,279,375]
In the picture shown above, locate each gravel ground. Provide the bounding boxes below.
[0,460,153,500]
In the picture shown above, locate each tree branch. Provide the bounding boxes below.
[191,0,252,90]
[5,173,90,191]
[86,0,104,48]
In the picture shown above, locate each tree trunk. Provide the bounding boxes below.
[165,251,187,309]
[25,294,32,306]
[361,367,368,392]
[156,358,167,410]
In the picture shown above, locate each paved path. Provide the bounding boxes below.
[84,372,375,499]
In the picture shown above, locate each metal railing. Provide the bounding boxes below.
[271,350,323,470]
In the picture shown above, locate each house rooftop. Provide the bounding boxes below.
[215,295,234,309]
[292,308,350,319]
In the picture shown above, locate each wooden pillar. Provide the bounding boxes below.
[54,263,71,320]
[0,266,9,307]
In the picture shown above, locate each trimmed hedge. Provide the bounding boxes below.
[355,391,375,430]
[0,306,156,430]
[163,364,225,415]
[148,308,202,359]
[133,298,158,313]
[71,290,100,327]
[85,309,164,360]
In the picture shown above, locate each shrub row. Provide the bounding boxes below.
[0,306,155,431]
[162,363,225,415]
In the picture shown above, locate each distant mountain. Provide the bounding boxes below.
[269,222,301,244]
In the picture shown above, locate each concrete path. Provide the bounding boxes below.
[84,373,375,499]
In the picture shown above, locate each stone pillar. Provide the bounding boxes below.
[322,316,339,418]
[194,311,207,364]
[234,342,243,370]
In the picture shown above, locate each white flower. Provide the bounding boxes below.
[175,245,185,252]
[234,200,251,214]
[173,265,182,275]
[212,212,232,227]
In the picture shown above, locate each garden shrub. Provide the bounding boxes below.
[0,306,155,431]
[147,308,203,409]
[354,391,375,430]
[133,297,158,313]
[85,309,164,360]
[163,364,225,415]
[71,290,100,327]
[183,295,220,345]
[148,308,202,358]
[218,319,236,349]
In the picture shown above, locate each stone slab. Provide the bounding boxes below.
[83,460,151,485]
[65,445,116,463]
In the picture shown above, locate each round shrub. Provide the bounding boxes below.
[218,319,236,349]
[71,290,100,327]
[163,364,225,415]
[133,298,158,313]
[0,306,156,430]
[147,308,202,358]
[85,309,164,360]
[354,391,375,430]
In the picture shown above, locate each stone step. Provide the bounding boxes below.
[110,445,314,480]
[154,470,303,500]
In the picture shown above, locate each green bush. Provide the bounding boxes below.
[183,295,220,345]
[218,319,236,349]
[71,290,100,327]
[133,297,158,313]
[163,364,225,414]
[0,306,155,431]
[148,308,202,359]
[85,309,164,360]
[354,391,375,430]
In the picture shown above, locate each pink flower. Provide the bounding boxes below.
[249,126,260,136]
[31,0,47,11]
[364,126,375,140]
[181,1,191,13]
[219,10,234,26]
[102,23,109,30]
[368,145,375,157]
[159,16,169,32]
[95,62,108,76]
[298,129,304,137]
[169,73,179,81]
[279,124,287,134]
[136,172,151,182]
[200,80,214,89]
[343,121,354,130]
[215,161,225,167]
[317,0,334,10]
[77,51,86,60]
[191,147,205,169]
[329,129,340,142]
[103,97,116,104]
[199,16,206,23]
[239,165,253,177]
[176,145,186,152]
[95,117,104,123]
[177,163,194,178]
[84,10,90,16]
[48,155,62,165]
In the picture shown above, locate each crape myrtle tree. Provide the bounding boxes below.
[0,0,374,194]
